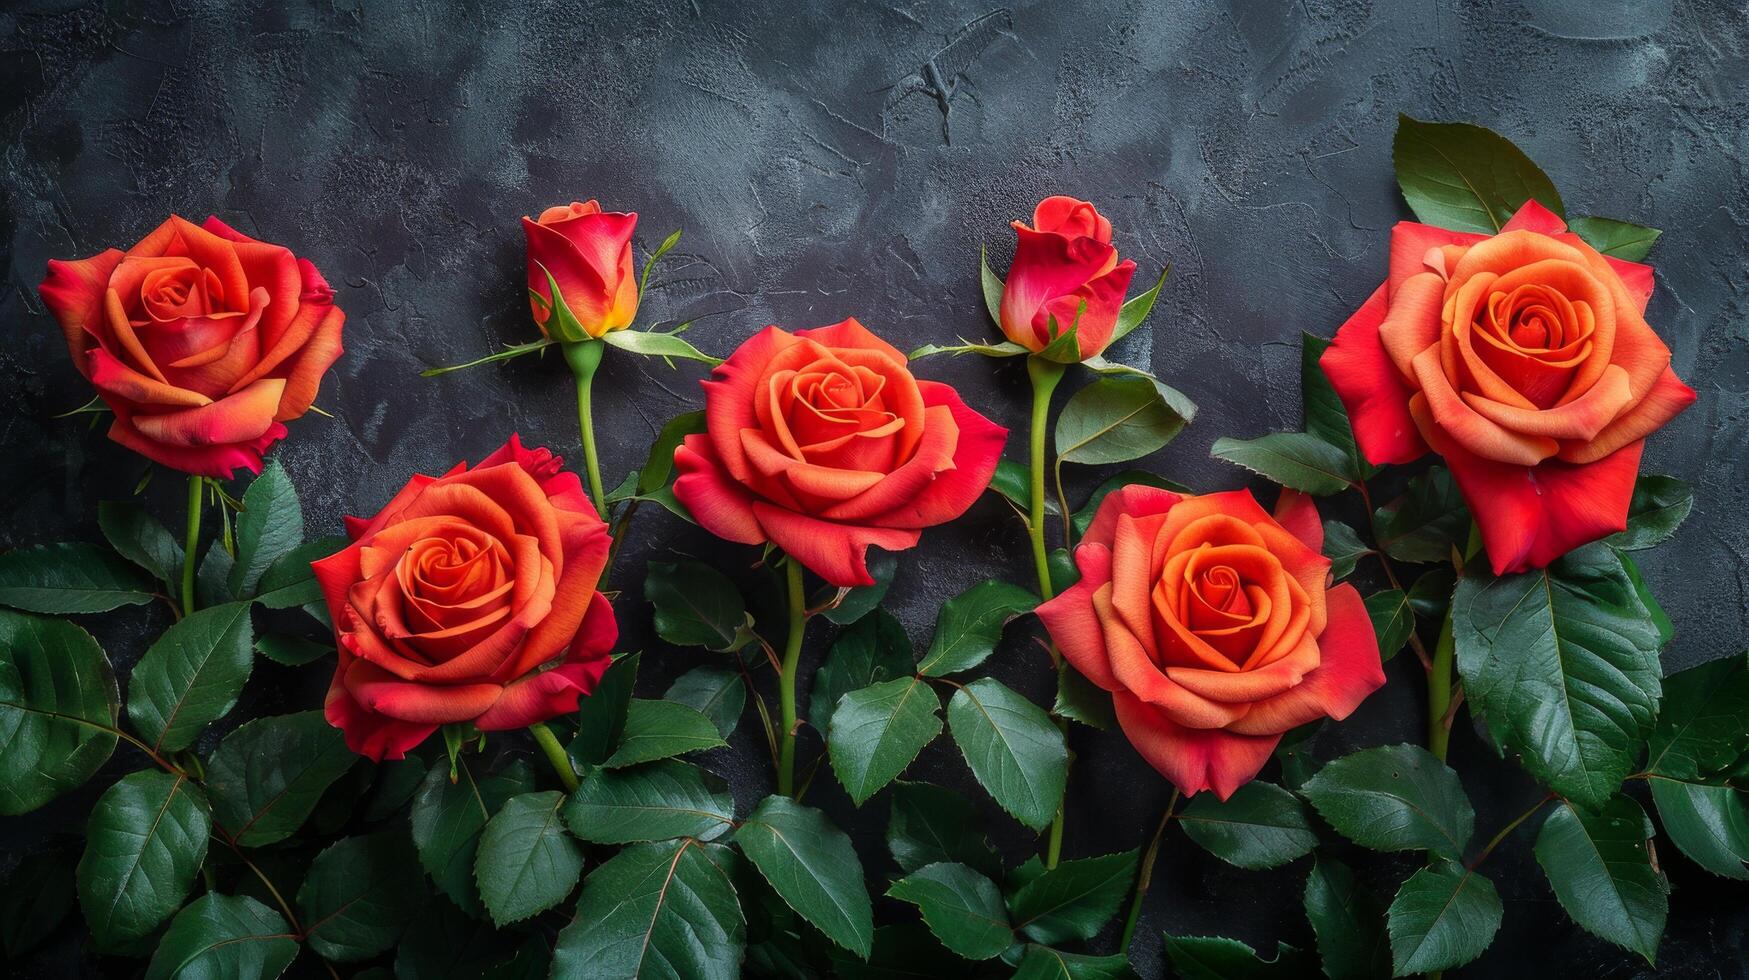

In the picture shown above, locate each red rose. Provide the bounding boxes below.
[672,318,1008,587]
[523,200,639,341]
[38,216,344,477]
[1321,201,1696,573]
[998,196,1137,359]
[1036,486,1384,799]
[313,436,617,760]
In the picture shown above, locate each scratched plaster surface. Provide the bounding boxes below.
[2,1,1746,976]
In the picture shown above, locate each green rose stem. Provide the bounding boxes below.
[1025,354,1074,868]
[1119,788,1180,950]
[777,555,808,798]
[528,721,579,793]
[180,473,202,616]
[561,339,609,518]
[1427,608,1456,762]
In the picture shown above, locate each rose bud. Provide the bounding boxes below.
[673,318,1008,587]
[37,216,344,477]
[1321,201,1697,573]
[313,435,617,761]
[998,195,1137,360]
[523,200,639,341]
[1036,486,1385,799]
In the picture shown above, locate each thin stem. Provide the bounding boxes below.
[528,722,579,793]
[1120,789,1181,950]
[1354,480,1431,671]
[1025,356,1066,607]
[1427,606,1455,762]
[602,499,640,587]
[1468,794,1555,870]
[1053,460,1074,553]
[180,474,202,616]
[562,340,609,517]
[777,557,808,799]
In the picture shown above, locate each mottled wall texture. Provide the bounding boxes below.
[3,1,1746,976]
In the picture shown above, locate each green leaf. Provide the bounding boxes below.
[1393,114,1564,233]
[1605,474,1693,552]
[1055,374,1186,466]
[946,678,1068,831]
[909,339,1030,359]
[988,459,1055,519]
[126,601,253,753]
[1646,653,1749,779]
[917,579,1036,676]
[230,460,304,597]
[1385,859,1502,975]
[819,549,899,626]
[1649,778,1749,880]
[1012,945,1136,980]
[1568,215,1662,262]
[887,862,1011,960]
[645,560,753,651]
[251,536,346,609]
[0,610,118,814]
[1162,935,1311,978]
[392,895,524,980]
[980,246,1006,325]
[1054,662,1114,730]
[1109,267,1168,345]
[664,665,745,739]
[1452,544,1665,810]
[571,653,638,769]
[563,759,735,844]
[736,795,874,957]
[551,839,745,980]
[1534,796,1666,962]
[603,699,728,768]
[254,633,331,667]
[1304,854,1391,980]
[1364,590,1413,662]
[1301,332,1374,480]
[77,771,211,946]
[887,781,1001,879]
[637,411,707,496]
[1072,470,1191,538]
[144,895,298,980]
[474,791,585,926]
[298,832,426,960]
[1323,520,1371,582]
[1301,744,1473,858]
[1372,467,1468,564]
[639,227,683,297]
[828,677,942,805]
[1211,432,1353,495]
[98,500,183,593]
[420,338,556,377]
[601,326,722,364]
[1407,567,1455,621]
[1178,782,1318,869]
[0,542,155,613]
[810,609,914,732]
[0,848,75,958]
[206,710,357,846]
[1008,849,1136,944]
[409,757,534,917]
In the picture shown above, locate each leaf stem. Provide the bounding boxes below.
[528,721,579,793]
[1120,789,1180,950]
[1353,480,1431,671]
[777,556,808,799]
[1427,606,1456,762]
[562,339,609,517]
[1026,356,1066,608]
[1467,793,1555,870]
[419,338,555,377]
[181,473,202,616]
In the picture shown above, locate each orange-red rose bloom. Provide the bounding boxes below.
[523,200,639,341]
[1036,486,1384,799]
[1322,201,1697,574]
[38,216,344,477]
[313,436,617,760]
[999,196,1136,359]
[673,318,1007,587]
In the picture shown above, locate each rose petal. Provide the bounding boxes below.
[1112,692,1280,800]
[1321,285,1430,466]
[751,502,919,588]
[1225,583,1385,735]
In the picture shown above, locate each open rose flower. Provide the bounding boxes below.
[673,318,1007,586]
[38,216,344,477]
[998,196,1137,360]
[1036,486,1384,799]
[524,200,639,341]
[1322,201,1696,573]
[313,435,616,760]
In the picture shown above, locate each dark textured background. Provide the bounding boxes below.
[3,1,1747,977]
